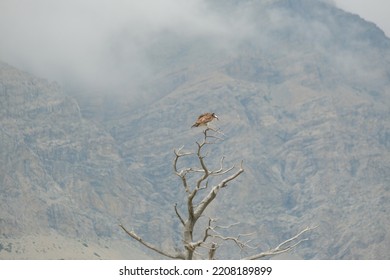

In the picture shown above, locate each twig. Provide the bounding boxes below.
[119,224,184,259]
[242,226,317,260]
[174,203,185,226]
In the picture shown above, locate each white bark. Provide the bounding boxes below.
[121,128,314,259]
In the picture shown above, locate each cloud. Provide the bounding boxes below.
[0,0,243,93]
[2,0,387,97]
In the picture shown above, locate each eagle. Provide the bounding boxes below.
[191,112,219,128]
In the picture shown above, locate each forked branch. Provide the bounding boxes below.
[174,203,185,226]
[193,161,244,220]
[243,226,317,260]
[122,126,315,260]
[119,224,184,259]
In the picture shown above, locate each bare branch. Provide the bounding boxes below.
[220,164,244,188]
[211,234,254,250]
[274,226,314,250]
[169,128,313,260]
[201,217,215,242]
[184,217,214,256]
[197,181,209,190]
[205,135,224,142]
[195,141,209,190]
[203,127,225,141]
[208,242,218,260]
[213,221,241,230]
[205,220,257,251]
[174,203,185,226]
[242,226,317,260]
[211,165,236,176]
[119,224,184,259]
[178,173,191,194]
[193,163,244,220]
[173,150,191,193]
[208,156,236,176]
[173,146,193,158]
[213,156,225,173]
[173,146,193,174]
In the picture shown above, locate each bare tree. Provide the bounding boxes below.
[120,128,314,259]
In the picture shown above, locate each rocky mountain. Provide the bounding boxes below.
[0,62,154,259]
[1,0,389,259]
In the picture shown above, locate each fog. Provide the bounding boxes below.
[0,0,388,96]
[0,0,252,94]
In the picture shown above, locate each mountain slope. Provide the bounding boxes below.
[1,0,389,259]
[105,0,390,259]
[0,61,155,259]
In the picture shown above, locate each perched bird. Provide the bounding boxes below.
[191,112,219,128]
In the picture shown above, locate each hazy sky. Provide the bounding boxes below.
[333,0,390,37]
[0,0,233,92]
[0,0,388,92]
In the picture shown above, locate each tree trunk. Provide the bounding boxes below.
[183,218,195,259]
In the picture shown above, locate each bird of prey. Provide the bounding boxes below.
[191,112,219,128]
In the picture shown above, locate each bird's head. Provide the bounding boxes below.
[212,113,219,120]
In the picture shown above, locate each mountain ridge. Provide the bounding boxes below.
[1,0,389,259]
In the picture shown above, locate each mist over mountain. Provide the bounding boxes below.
[1,0,389,259]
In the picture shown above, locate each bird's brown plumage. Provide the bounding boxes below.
[191,112,219,128]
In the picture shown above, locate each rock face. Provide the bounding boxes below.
[0,62,158,259]
[1,0,390,259]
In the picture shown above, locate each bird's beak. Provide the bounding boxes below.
[215,115,219,120]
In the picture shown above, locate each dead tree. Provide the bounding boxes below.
[120,128,314,259]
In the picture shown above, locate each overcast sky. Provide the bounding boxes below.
[0,0,388,92]
[333,0,390,37]
[0,0,233,92]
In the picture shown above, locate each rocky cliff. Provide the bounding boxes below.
[1,0,389,259]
